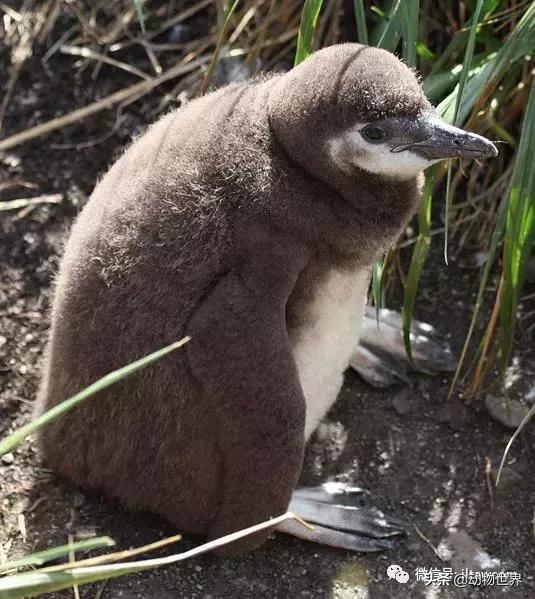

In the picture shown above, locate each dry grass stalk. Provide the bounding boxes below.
[0,193,63,211]
[0,55,210,152]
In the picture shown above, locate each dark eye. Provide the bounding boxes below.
[361,125,387,143]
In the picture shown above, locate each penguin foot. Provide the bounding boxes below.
[349,307,456,387]
[277,482,408,552]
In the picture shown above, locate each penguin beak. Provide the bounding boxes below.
[393,116,498,160]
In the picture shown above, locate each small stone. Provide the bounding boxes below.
[1,153,21,168]
[392,388,411,415]
[0,335,7,348]
[166,24,193,44]
[2,453,14,465]
[485,395,530,429]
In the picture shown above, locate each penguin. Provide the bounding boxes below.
[35,43,497,554]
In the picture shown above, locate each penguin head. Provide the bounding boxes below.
[268,44,497,182]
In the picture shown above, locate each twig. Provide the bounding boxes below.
[39,535,183,573]
[0,179,38,192]
[0,3,23,21]
[413,525,444,561]
[60,44,151,80]
[32,512,305,578]
[484,456,494,511]
[0,55,210,152]
[0,62,24,135]
[49,112,126,150]
[0,193,63,212]
[92,579,108,599]
[467,276,503,396]
[68,535,80,599]
[109,0,213,51]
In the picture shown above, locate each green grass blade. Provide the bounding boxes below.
[450,0,485,128]
[443,0,485,263]
[448,194,509,396]
[353,0,368,44]
[294,0,324,66]
[424,65,462,102]
[37,535,182,574]
[133,0,146,35]
[0,538,115,574]
[436,59,493,124]
[437,2,535,125]
[0,513,299,599]
[400,0,419,68]
[484,2,535,96]
[376,0,402,51]
[423,60,493,104]
[499,79,535,369]
[428,0,500,76]
[402,167,435,361]
[402,237,429,361]
[0,337,190,458]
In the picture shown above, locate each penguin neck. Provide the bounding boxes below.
[266,113,421,263]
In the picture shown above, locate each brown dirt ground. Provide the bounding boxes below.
[1,10,535,599]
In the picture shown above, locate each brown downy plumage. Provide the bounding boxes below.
[35,43,495,554]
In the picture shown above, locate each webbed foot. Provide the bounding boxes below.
[277,482,408,552]
[349,307,456,387]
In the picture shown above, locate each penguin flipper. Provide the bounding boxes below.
[277,483,408,552]
[188,267,307,555]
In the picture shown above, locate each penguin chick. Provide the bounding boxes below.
[36,43,497,554]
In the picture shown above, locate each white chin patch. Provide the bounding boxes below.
[329,125,437,180]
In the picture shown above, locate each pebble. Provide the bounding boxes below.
[166,24,193,44]
[392,388,412,415]
[1,452,14,465]
[485,395,530,429]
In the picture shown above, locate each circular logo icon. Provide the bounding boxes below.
[396,570,409,584]
[387,565,402,579]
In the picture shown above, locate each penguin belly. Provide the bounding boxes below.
[291,266,371,439]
